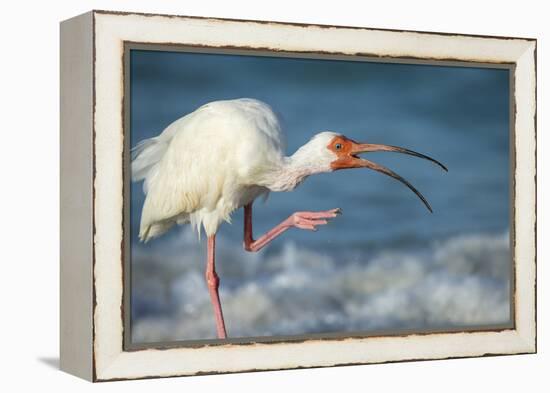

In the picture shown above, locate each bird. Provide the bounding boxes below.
[131,98,447,339]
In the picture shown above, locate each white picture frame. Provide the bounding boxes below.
[60,10,536,381]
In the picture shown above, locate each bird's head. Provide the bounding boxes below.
[295,131,447,212]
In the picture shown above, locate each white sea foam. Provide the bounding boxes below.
[131,229,511,343]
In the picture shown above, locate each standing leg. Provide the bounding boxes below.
[205,234,227,339]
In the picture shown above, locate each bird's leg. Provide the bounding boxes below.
[205,235,227,339]
[243,202,341,252]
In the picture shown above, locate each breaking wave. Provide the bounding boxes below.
[131,229,511,343]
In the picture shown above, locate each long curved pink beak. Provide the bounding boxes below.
[346,142,447,213]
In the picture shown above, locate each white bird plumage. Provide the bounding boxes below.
[131,97,446,339]
[132,98,338,241]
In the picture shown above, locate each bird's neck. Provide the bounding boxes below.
[261,150,331,192]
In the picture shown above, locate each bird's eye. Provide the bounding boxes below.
[335,143,342,150]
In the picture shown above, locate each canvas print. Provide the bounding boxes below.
[128,48,511,345]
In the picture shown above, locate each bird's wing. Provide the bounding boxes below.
[134,98,286,241]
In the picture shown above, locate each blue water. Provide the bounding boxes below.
[129,49,510,343]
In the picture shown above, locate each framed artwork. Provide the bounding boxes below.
[60,10,537,381]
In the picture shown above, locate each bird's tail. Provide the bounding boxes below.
[139,220,175,243]
[131,137,164,181]
[131,118,184,192]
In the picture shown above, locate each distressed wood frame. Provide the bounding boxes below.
[60,10,537,382]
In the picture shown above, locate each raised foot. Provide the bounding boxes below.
[290,208,342,231]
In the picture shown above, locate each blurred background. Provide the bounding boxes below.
[129,49,511,344]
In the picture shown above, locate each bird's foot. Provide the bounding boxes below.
[289,208,342,231]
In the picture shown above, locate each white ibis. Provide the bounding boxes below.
[131,98,447,339]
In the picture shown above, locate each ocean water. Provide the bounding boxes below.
[129,49,511,343]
